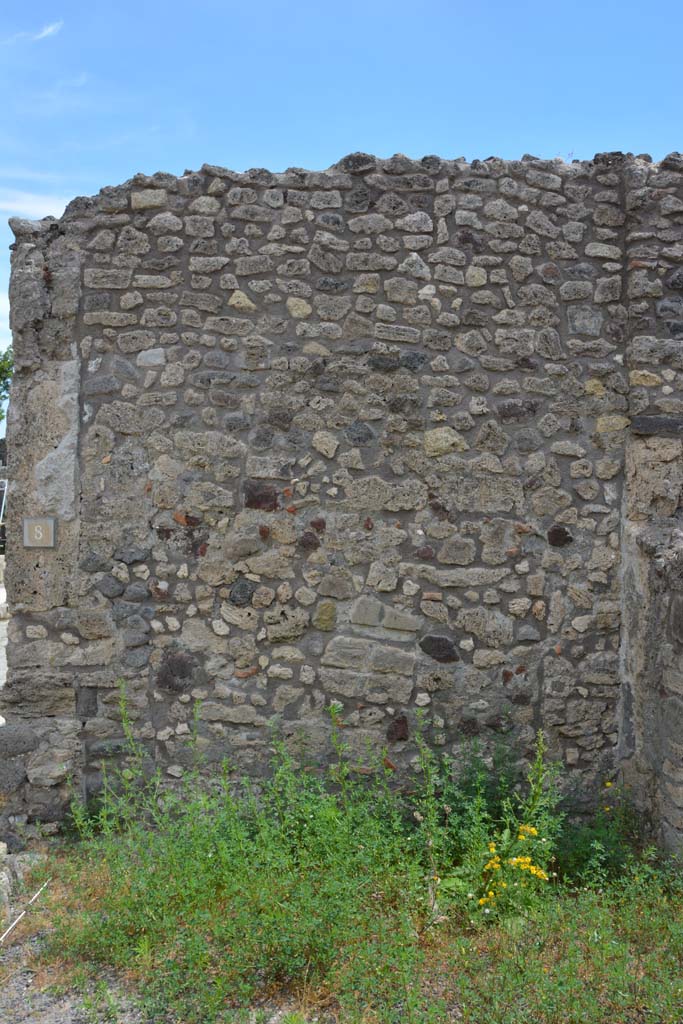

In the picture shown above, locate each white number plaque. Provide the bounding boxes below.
[23,517,57,548]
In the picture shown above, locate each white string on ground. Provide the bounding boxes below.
[0,878,50,944]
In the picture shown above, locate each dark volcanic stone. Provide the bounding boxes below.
[629,415,683,437]
[448,354,473,374]
[657,297,683,319]
[83,375,119,397]
[230,578,257,607]
[496,398,542,423]
[0,722,39,757]
[377,192,409,216]
[547,525,574,547]
[462,309,488,326]
[510,691,531,706]
[568,262,598,280]
[123,629,149,648]
[97,575,125,599]
[452,227,484,250]
[416,545,436,560]
[76,688,99,717]
[316,276,349,293]
[424,328,452,351]
[267,408,293,430]
[400,351,428,372]
[125,614,150,632]
[112,601,152,622]
[200,351,233,372]
[419,634,459,663]
[189,238,217,254]
[225,412,249,431]
[2,832,27,853]
[385,154,418,175]
[337,152,377,174]
[421,155,443,173]
[459,717,481,737]
[387,715,409,742]
[251,425,275,450]
[344,187,372,212]
[122,648,151,669]
[0,761,27,793]
[299,530,321,552]
[156,651,206,693]
[83,292,111,312]
[388,394,419,415]
[211,389,240,409]
[244,480,279,511]
[318,212,344,230]
[345,420,375,446]
[191,370,236,389]
[666,268,683,291]
[368,351,401,372]
[514,428,542,454]
[114,545,150,565]
[80,550,112,573]
[661,152,683,172]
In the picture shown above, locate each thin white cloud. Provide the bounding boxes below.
[0,168,70,183]
[33,20,63,41]
[0,189,68,219]
[2,19,64,45]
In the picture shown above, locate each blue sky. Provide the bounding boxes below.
[1,0,682,369]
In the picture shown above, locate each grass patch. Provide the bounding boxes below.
[33,705,683,1023]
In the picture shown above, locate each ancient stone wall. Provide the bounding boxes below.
[1,150,683,847]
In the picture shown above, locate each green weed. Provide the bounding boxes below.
[40,709,683,1024]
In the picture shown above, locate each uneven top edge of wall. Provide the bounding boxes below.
[8,149,683,239]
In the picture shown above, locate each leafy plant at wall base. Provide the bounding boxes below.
[47,707,683,1024]
[436,731,564,920]
[0,345,12,424]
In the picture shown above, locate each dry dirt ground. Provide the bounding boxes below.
[0,918,146,1024]
[0,903,326,1024]
[0,924,312,1024]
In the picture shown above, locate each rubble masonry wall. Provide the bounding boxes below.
[2,150,683,847]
